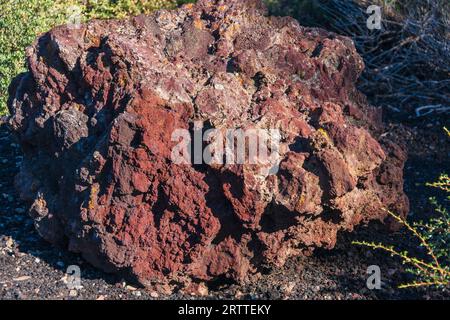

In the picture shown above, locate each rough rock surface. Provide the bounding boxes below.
[8,0,408,289]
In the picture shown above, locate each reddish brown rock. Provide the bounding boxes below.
[8,0,408,288]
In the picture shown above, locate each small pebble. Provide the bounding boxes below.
[132,291,142,297]
[13,276,31,282]
[69,290,78,297]
[6,237,14,248]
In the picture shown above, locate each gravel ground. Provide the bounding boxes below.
[0,115,449,300]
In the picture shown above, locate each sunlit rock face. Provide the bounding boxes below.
[8,0,408,289]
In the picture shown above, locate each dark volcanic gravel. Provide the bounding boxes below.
[0,116,449,300]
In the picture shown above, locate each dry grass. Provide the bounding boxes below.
[267,0,450,118]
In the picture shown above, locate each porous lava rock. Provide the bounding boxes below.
[8,0,409,289]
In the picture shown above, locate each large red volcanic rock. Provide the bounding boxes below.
[8,0,408,289]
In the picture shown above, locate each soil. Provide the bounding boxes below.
[0,113,449,300]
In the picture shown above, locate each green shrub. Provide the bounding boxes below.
[354,129,450,289]
[82,0,177,19]
[1,0,58,115]
[0,0,192,116]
